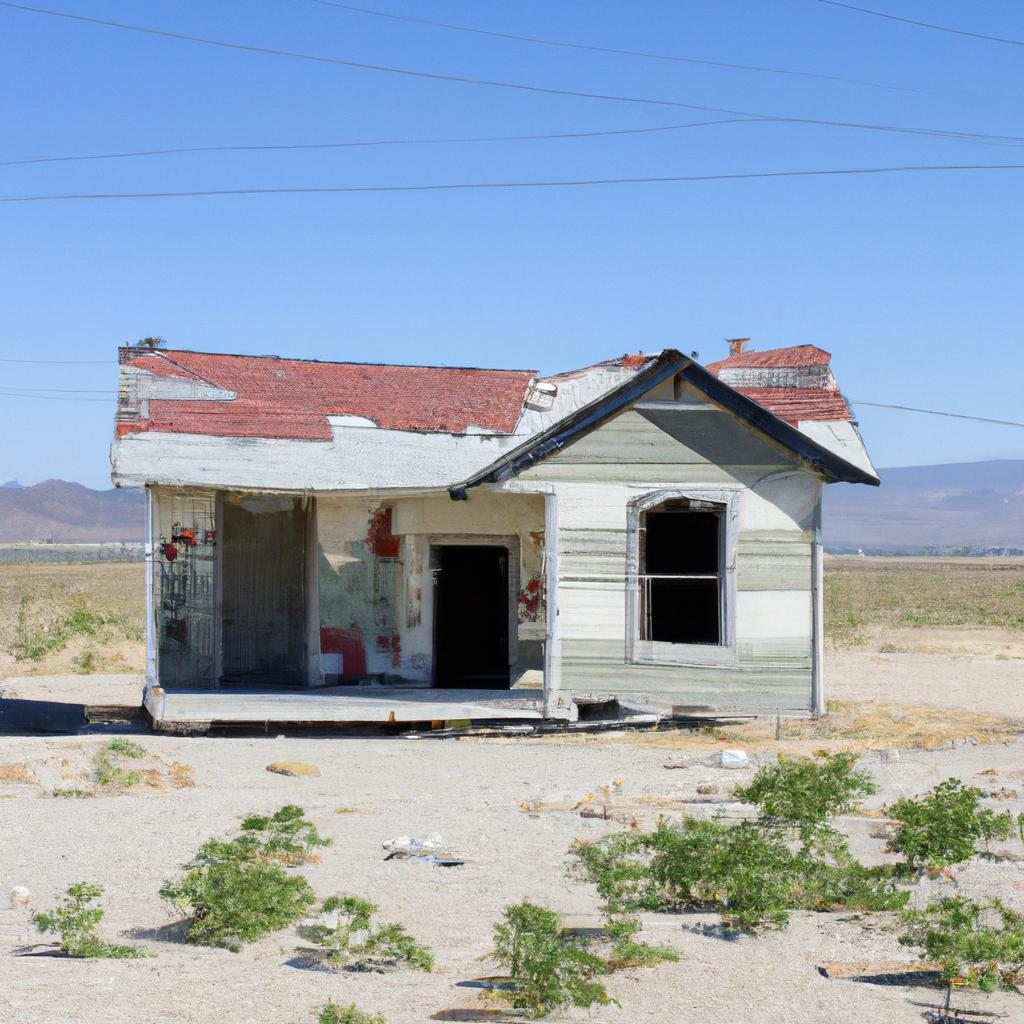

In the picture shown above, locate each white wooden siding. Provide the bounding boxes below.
[519,401,818,712]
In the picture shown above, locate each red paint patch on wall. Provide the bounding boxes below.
[376,633,401,668]
[366,507,400,558]
[320,627,367,680]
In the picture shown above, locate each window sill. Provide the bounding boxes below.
[630,639,738,668]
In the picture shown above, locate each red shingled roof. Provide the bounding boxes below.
[733,387,852,424]
[119,349,536,440]
[704,344,852,424]
[705,344,831,374]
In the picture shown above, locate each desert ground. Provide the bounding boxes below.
[0,557,1022,1024]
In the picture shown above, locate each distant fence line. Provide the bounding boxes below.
[0,543,146,564]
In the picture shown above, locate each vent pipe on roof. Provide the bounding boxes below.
[727,337,750,357]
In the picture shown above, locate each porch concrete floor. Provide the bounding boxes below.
[149,685,560,727]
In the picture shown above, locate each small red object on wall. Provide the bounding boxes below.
[161,542,178,562]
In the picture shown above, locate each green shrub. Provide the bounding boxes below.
[575,819,907,931]
[34,882,146,959]
[236,804,332,865]
[791,839,908,914]
[491,901,614,1018]
[900,897,1024,991]
[649,819,798,929]
[603,915,680,969]
[93,738,146,788]
[316,1002,386,1024]
[734,752,877,841]
[887,779,1015,869]
[159,806,323,951]
[301,895,433,972]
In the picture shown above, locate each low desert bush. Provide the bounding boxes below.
[490,901,614,1018]
[160,805,323,951]
[236,804,332,865]
[34,882,146,959]
[603,915,680,969]
[575,818,907,931]
[887,779,1015,870]
[900,896,1024,991]
[301,895,433,972]
[734,752,877,842]
[93,738,146,788]
[316,1002,386,1024]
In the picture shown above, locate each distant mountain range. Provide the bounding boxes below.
[0,462,1021,552]
[823,459,1024,554]
[0,480,145,542]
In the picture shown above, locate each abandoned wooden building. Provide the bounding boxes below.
[110,340,877,729]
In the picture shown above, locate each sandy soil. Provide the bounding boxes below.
[827,628,1024,718]
[1,724,1023,1024]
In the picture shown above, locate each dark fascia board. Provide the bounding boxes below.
[449,349,879,499]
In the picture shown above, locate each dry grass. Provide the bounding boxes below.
[0,561,145,676]
[532,700,1024,756]
[825,557,1024,646]
[0,762,37,785]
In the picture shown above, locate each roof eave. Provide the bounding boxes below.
[449,350,879,497]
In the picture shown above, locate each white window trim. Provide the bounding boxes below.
[625,487,740,668]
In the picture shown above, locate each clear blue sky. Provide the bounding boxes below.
[1,0,1022,489]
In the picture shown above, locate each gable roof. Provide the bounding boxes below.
[449,350,879,496]
[118,349,536,440]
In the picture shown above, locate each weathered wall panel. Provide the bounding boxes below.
[317,492,544,685]
[518,398,819,712]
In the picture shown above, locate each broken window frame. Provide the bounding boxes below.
[626,488,739,668]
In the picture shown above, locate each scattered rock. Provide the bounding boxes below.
[10,886,30,907]
[266,761,321,778]
[880,749,900,764]
[720,750,750,770]
[696,784,718,795]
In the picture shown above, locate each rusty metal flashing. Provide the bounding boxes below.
[448,350,880,498]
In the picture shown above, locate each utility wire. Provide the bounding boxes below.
[3,163,1024,204]
[817,1,1024,47]
[0,386,115,394]
[1,2,1021,150]
[308,0,913,93]
[850,400,1024,428]
[0,119,762,169]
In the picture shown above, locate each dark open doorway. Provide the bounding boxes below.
[433,544,511,689]
[221,495,308,685]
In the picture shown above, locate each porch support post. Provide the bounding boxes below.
[542,491,562,715]
[810,482,825,718]
[305,495,322,687]
[144,484,157,697]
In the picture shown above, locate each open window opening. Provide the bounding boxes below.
[639,499,723,646]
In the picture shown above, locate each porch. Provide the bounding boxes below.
[148,487,549,695]
[146,684,567,731]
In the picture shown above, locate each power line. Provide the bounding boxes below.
[0,386,115,394]
[1,2,1021,151]
[308,0,913,93]
[0,118,763,169]
[817,1,1024,47]
[850,399,1024,428]
[3,163,1024,204]
[0,391,112,402]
